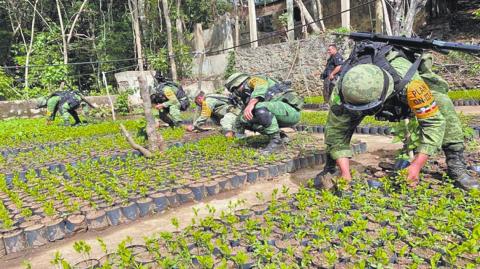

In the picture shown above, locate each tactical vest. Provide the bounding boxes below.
[50,91,81,110]
[241,76,304,111]
[152,82,190,111]
[339,41,425,122]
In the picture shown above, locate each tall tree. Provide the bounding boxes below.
[127,0,165,154]
[161,0,178,81]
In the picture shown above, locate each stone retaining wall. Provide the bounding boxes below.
[234,34,352,96]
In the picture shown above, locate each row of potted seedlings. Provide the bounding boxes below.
[0,118,139,150]
[295,124,394,136]
[55,169,479,269]
[0,135,365,257]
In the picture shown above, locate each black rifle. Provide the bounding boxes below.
[335,32,480,54]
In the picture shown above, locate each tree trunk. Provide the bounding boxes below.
[175,0,184,45]
[294,0,321,34]
[25,0,39,89]
[382,0,393,35]
[161,0,178,81]
[314,0,326,31]
[234,0,240,47]
[286,0,295,40]
[391,0,404,35]
[300,6,308,39]
[375,0,384,33]
[55,0,68,65]
[129,0,165,153]
[247,0,258,47]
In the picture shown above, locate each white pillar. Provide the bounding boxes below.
[341,0,350,29]
[248,0,258,47]
[286,0,295,41]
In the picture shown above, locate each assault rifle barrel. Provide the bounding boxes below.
[335,32,480,54]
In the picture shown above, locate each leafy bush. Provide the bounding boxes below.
[448,89,480,100]
[224,51,236,79]
[115,89,133,116]
[304,96,325,104]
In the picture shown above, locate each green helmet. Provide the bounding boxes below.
[341,64,393,105]
[224,72,249,92]
[35,97,48,108]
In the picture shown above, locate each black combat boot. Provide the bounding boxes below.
[262,133,284,153]
[444,146,479,191]
[279,131,290,144]
[314,154,338,189]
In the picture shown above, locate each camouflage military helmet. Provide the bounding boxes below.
[35,97,48,108]
[224,72,249,92]
[341,64,394,105]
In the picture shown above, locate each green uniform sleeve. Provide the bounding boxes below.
[193,98,215,129]
[390,56,446,156]
[324,107,364,160]
[46,96,61,121]
[162,86,179,108]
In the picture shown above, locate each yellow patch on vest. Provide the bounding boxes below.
[248,77,267,89]
[407,80,439,119]
[200,101,212,118]
[164,88,176,100]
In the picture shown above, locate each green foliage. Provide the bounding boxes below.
[448,89,480,100]
[392,118,421,155]
[304,95,325,104]
[224,51,236,79]
[0,68,15,99]
[115,89,133,116]
[300,111,394,127]
[278,13,289,27]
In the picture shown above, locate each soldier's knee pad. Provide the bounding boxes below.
[253,107,273,127]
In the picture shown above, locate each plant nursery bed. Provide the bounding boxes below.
[48,159,480,268]
[1,133,366,256]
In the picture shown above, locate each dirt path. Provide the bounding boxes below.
[3,135,401,268]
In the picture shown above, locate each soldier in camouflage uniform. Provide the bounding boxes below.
[36,90,95,126]
[150,74,189,127]
[320,47,479,190]
[185,91,242,137]
[224,73,304,153]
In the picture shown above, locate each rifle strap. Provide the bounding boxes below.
[394,54,423,94]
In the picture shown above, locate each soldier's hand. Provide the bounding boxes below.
[244,104,255,121]
[328,74,335,80]
[185,125,194,132]
[155,104,164,110]
[225,131,234,138]
[406,164,421,188]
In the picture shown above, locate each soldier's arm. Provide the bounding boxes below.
[47,97,59,121]
[407,80,446,156]
[162,87,180,107]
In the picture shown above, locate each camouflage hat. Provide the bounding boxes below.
[35,97,48,108]
[341,64,393,105]
[224,72,249,92]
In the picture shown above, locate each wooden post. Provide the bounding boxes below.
[341,0,350,30]
[102,72,116,121]
[286,0,295,41]
[194,23,205,94]
[247,0,258,48]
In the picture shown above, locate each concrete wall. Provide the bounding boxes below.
[0,96,116,120]
[234,33,351,96]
